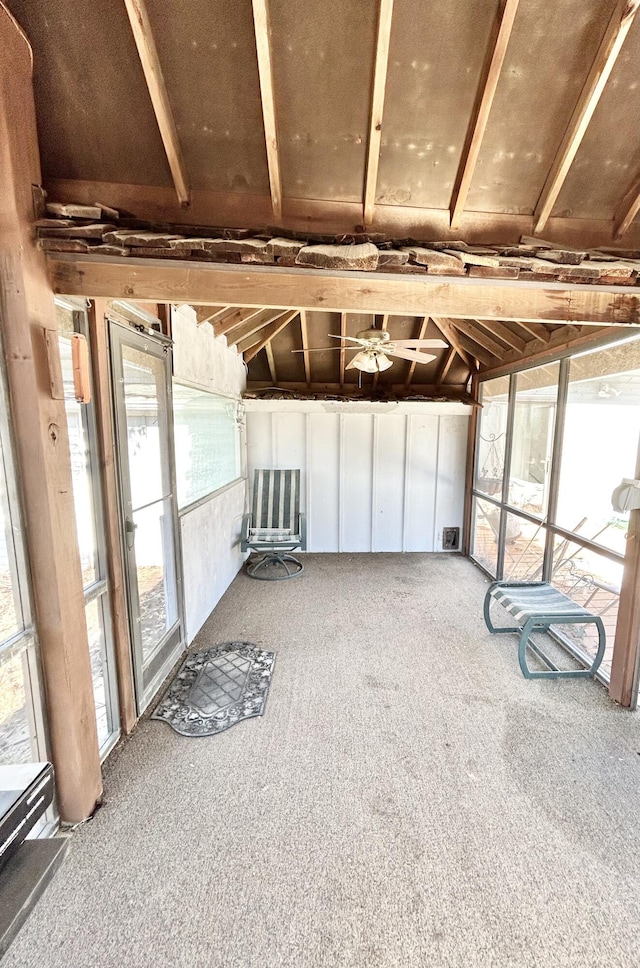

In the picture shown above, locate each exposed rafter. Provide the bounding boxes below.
[252,0,282,219]
[403,316,429,389]
[512,320,552,343]
[123,0,190,207]
[450,318,504,359]
[435,347,458,386]
[449,0,520,230]
[363,0,394,226]
[534,0,640,234]
[431,317,476,370]
[299,310,311,387]
[339,312,348,387]
[227,309,284,345]
[243,310,299,363]
[472,318,526,354]
[265,342,278,383]
[614,173,640,239]
[196,306,231,327]
[453,332,493,367]
[214,307,264,338]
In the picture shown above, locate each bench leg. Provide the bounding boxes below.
[518,616,607,680]
[589,616,606,677]
[483,586,521,635]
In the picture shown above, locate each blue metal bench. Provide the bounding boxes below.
[483,581,606,679]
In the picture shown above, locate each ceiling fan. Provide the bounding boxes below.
[293,327,447,373]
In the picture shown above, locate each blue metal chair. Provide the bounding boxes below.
[241,469,306,580]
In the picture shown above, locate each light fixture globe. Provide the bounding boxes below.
[352,350,393,373]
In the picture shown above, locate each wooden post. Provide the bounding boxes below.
[89,300,137,732]
[0,7,102,821]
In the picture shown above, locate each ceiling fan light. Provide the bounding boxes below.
[376,353,393,371]
[352,351,379,373]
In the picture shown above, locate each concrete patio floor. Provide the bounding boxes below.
[5,553,640,968]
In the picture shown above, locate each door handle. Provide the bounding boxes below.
[125,517,137,549]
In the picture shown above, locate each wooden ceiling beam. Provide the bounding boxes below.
[299,310,311,387]
[511,320,552,343]
[265,342,278,384]
[479,324,629,378]
[472,318,526,353]
[404,316,429,389]
[227,309,284,345]
[614,173,640,239]
[450,318,504,358]
[123,0,190,207]
[534,0,640,234]
[243,310,299,362]
[431,317,476,370]
[449,0,520,230]
[435,346,459,386]
[451,332,494,367]
[252,0,282,219]
[214,307,264,338]
[48,255,640,326]
[196,305,231,326]
[363,0,394,226]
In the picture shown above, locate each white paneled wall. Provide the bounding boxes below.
[172,305,247,642]
[245,401,469,553]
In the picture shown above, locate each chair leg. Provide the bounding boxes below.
[246,552,304,580]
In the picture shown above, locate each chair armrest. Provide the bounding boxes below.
[241,513,253,553]
[298,512,307,551]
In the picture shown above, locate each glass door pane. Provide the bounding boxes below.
[110,324,183,711]
[508,363,559,516]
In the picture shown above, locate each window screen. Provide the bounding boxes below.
[173,383,241,509]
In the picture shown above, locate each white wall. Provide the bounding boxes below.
[172,305,247,642]
[245,400,469,553]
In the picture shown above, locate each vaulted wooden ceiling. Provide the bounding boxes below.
[6,0,640,245]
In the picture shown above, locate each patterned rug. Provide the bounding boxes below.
[151,641,276,737]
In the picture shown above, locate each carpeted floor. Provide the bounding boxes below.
[5,554,640,968]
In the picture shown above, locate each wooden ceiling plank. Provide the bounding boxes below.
[372,313,390,389]
[473,318,526,353]
[404,316,429,389]
[363,0,394,226]
[480,325,629,378]
[243,310,299,363]
[431,317,476,370]
[614,173,640,239]
[214,307,264,338]
[48,255,640,326]
[252,0,282,219]
[450,318,504,358]
[449,0,521,230]
[533,0,640,234]
[299,310,311,387]
[435,346,458,385]
[123,0,190,207]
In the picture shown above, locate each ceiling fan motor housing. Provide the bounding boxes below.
[357,328,391,343]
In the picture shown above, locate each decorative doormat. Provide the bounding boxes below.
[151,642,276,737]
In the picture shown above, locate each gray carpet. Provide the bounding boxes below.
[5,554,640,968]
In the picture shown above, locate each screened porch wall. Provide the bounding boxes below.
[172,305,247,643]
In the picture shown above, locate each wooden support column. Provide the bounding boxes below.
[0,7,102,821]
[609,434,640,708]
[88,300,137,733]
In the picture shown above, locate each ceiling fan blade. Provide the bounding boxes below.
[291,346,358,353]
[327,334,366,344]
[388,348,437,364]
[392,339,448,349]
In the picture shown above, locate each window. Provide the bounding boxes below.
[470,336,640,683]
[173,383,241,510]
